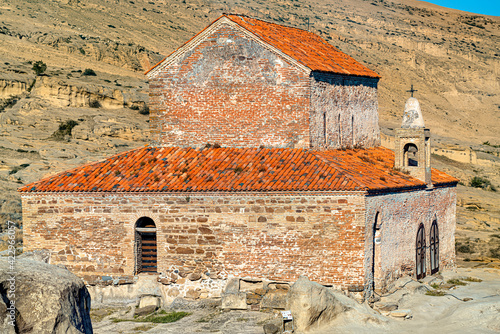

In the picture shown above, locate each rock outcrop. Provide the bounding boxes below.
[285,276,351,333]
[0,258,92,334]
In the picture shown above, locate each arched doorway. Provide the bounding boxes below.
[430,220,439,274]
[416,223,426,279]
[135,217,157,274]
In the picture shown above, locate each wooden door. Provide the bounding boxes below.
[430,221,439,274]
[416,224,426,279]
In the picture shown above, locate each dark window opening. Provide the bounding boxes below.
[135,217,157,274]
[404,143,419,167]
[323,113,327,145]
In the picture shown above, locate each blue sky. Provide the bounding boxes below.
[424,0,500,16]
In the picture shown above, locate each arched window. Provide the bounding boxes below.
[404,143,419,167]
[416,223,426,279]
[135,217,157,274]
[430,220,439,274]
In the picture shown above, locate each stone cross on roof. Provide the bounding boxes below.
[407,84,418,98]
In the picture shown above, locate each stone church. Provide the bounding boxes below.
[20,14,457,298]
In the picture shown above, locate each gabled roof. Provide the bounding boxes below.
[19,147,457,194]
[146,14,380,79]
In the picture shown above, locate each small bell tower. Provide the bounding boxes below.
[394,86,431,185]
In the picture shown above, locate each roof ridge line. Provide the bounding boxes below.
[223,13,313,34]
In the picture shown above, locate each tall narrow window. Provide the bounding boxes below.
[338,114,342,147]
[416,223,426,279]
[323,113,327,146]
[135,217,157,274]
[352,115,355,147]
[430,220,439,274]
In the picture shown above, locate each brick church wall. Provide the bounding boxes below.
[364,185,457,292]
[22,192,367,290]
[148,23,311,149]
[309,73,380,149]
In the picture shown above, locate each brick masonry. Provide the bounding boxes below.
[148,23,380,150]
[365,185,456,292]
[149,23,311,149]
[21,185,456,294]
[22,193,366,290]
[310,73,380,149]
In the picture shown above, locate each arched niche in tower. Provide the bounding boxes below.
[403,143,419,167]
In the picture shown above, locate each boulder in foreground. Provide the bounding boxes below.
[0,258,92,334]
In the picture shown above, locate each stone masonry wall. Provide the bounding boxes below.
[148,23,311,149]
[364,185,457,293]
[310,73,380,149]
[21,193,366,290]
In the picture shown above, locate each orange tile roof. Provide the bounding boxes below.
[19,147,457,194]
[224,14,380,78]
[146,14,380,79]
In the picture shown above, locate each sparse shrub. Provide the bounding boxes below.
[0,227,23,252]
[463,277,482,282]
[447,279,467,286]
[425,290,446,296]
[470,176,491,189]
[138,105,149,115]
[8,164,30,175]
[490,246,500,259]
[51,120,79,141]
[112,310,190,324]
[78,47,85,55]
[0,95,20,112]
[457,243,473,253]
[32,60,47,76]
[89,99,100,108]
[83,68,96,76]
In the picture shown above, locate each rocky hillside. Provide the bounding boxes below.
[0,0,499,262]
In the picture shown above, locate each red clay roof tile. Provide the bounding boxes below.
[19,147,457,194]
[225,14,380,78]
[146,14,380,79]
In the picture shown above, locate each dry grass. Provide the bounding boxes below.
[0,228,23,252]
[425,290,446,296]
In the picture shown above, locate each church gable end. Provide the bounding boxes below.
[148,14,382,150]
[148,19,311,148]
